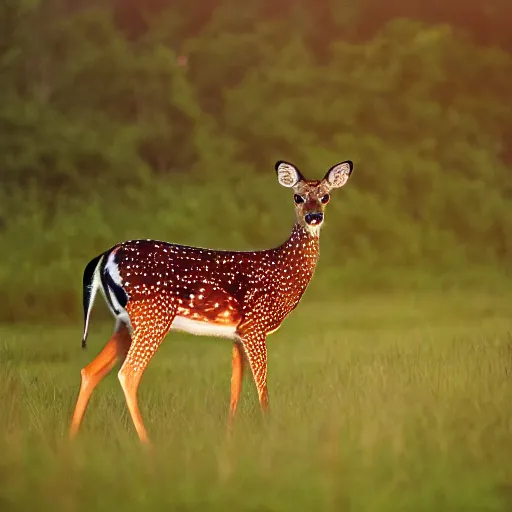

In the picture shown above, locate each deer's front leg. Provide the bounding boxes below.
[228,342,245,432]
[237,328,269,413]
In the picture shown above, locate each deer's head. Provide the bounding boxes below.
[275,160,353,235]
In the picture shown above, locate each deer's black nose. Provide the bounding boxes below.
[305,212,324,225]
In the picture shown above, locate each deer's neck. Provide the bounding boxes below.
[278,223,320,278]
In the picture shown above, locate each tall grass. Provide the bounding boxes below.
[1,292,511,511]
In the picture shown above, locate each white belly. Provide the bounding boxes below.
[170,316,238,339]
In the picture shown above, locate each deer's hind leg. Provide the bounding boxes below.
[70,322,132,438]
[117,299,175,445]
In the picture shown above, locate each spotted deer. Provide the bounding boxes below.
[69,160,354,443]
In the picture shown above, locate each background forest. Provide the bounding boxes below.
[1,0,511,323]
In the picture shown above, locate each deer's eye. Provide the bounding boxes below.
[294,194,305,204]
[320,194,330,204]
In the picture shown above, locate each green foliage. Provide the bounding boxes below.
[1,2,511,322]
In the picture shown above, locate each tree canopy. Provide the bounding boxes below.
[0,0,511,322]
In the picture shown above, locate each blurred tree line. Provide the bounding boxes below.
[0,0,511,322]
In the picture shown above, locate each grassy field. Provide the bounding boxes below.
[0,290,511,511]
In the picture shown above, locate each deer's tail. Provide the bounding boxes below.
[81,253,105,349]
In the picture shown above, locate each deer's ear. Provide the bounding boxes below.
[323,161,353,189]
[275,161,304,188]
